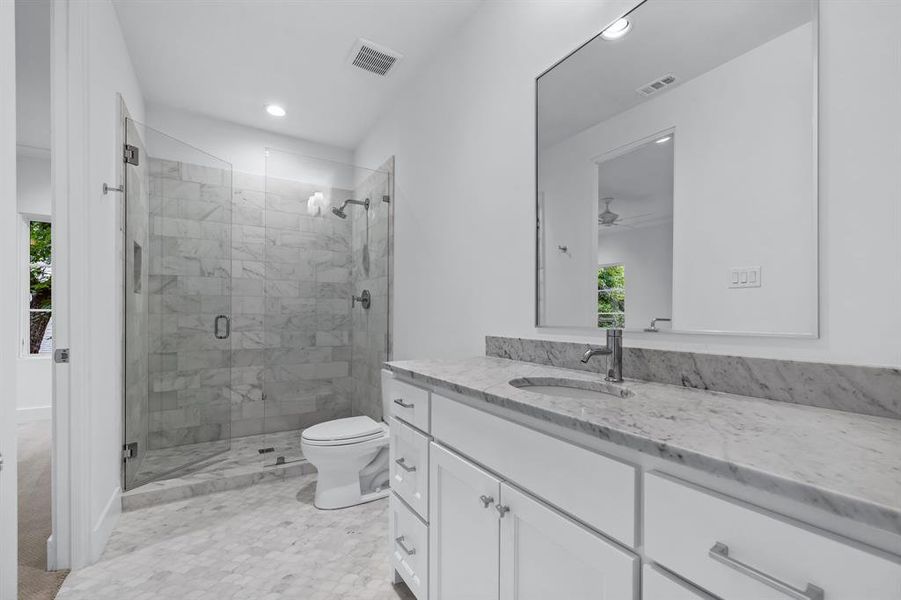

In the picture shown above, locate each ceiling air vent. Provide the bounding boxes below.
[636,73,678,97]
[348,38,403,77]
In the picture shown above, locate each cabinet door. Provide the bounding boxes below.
[429,443,501,600]
[499,482,638,600]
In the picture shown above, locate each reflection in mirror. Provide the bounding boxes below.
[596,133,673,330]
[537,0,818,337]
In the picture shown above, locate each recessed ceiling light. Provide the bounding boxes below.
[600,18,632,41]
[266,104,286,117]
[656,136,672,144]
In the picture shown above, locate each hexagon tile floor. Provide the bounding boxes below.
[56,475,415,600]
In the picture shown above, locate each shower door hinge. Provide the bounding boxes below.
[123,144,139,166]
[123,442,138,461]
[53,348,70,363]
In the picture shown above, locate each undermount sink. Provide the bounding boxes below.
[508,377,632,400]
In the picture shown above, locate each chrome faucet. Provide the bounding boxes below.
[644,317,672,333]
[580,329,624,382]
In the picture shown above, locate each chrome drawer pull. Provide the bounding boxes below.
[393,398,414,409]
[395,536,416,556]
[496,504,510,518]
[395,457,416,472]
[709,542,824,600]
[479,495,494,508]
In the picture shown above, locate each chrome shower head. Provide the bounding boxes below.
[330,198,369,219]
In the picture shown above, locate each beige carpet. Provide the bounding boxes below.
[18,420,69,599]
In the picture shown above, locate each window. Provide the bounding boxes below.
[24,219,52,355]
[597,264,624,329]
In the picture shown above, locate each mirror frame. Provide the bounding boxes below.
[534,0,819,339]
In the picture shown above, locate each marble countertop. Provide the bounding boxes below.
[385,356,901,535]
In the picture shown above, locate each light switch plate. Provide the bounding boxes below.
[729,266,761,289]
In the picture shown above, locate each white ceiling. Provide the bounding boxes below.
[539,0,814,148]
[16,0,51,151]
[597,135,673,230]
[112,0,482,149]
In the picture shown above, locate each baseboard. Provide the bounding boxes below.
[90,486,121,563]
[46,534,56,571]
[17,406,52,422]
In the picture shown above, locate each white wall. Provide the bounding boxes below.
[17,153,51,214]
[354,0,901,368]
[146,103,353,177]
[597,223,673,331]
[71,0,146,564]
[16,152,52,420]
[1,0,21,594]
[540,24,815,335]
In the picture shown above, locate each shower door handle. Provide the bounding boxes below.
[214,315,230,340]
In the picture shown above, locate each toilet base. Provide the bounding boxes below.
[314,471,389,509]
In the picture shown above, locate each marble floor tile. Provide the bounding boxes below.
[59,476,415,600]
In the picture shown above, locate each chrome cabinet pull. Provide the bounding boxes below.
[479,495,494,508]
[709,543,824,600]
[214,315,230,340]
[496,504,510,518]
[393,398,414,409]
[395,536,416,556]
[395,457,416,472]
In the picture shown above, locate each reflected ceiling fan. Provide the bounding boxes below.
[598,197,654,229]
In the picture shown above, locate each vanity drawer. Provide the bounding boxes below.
[645,472,901,600]
[643,564,714,600]
[390,417,430,521]
[390,492,429,600]
[431,392,636,547]
[383,369,431,433]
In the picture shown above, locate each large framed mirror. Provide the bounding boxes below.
[536,0,818,337]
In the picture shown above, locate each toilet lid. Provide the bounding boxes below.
[302,416,384,444]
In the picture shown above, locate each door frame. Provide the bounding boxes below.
[1,0,20,595]
[49,0,94,570]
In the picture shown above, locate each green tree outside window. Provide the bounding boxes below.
[597,265,624,329]
[29,221,52,354]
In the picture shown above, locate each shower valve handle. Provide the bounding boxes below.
[352,289,372,309]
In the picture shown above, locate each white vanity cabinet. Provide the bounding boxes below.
[498,482,638,599]
[428,442,638,600]
[429,443,501,600]
[382,370,901,600]
[389,417,430,520]
[645,472,901,600]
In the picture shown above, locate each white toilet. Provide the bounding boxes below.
[302,410,391,510]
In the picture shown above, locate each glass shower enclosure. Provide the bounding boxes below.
[123,131,394,489]
[123,118,233,490]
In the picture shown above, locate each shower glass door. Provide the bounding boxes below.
[123,118,233,490]
[255,150,392,466]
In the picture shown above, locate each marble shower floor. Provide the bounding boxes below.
[58,475,416,600]
[124,431,314,511]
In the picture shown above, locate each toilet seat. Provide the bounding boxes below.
[302,416,388,447]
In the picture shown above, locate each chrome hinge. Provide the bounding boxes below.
[123,442,138,461]
[123,144,139,166]
[53,348,70,363]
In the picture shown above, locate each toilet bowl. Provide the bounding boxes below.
[302,415,390,509]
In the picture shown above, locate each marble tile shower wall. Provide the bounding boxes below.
[147,159,234,450]
[146,159,355,449]
[256,174,355,437]
[347,162,392,421]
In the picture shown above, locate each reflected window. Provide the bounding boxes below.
[597,264,624,329]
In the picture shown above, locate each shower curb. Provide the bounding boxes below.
[122,460,317,511]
